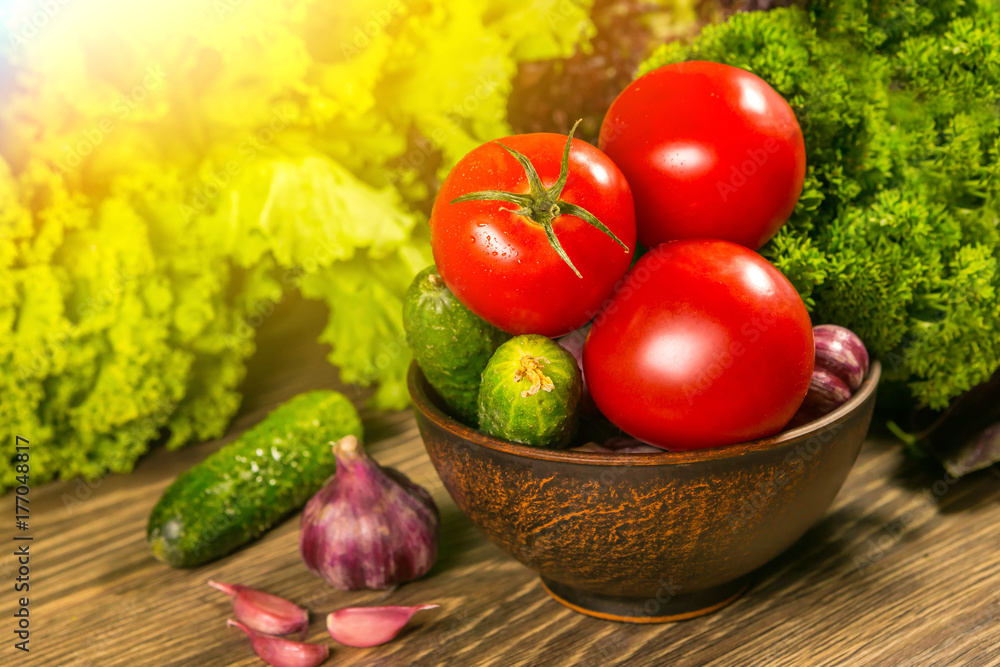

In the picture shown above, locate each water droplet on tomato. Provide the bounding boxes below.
[470,235,476,243]
[476,222,487,227]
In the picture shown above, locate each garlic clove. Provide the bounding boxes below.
[801,366,853,415]
[209,581,309,639]
[813,324,869,391]
[326,604,439,648]
[227,619,329,667]
[943,422,1000,478]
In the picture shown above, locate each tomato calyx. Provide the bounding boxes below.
[513,354,554,398]
[450,120,629,278]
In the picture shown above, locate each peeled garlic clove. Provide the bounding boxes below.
[813,324,869,391]
[227,619,329,667]
[209,581,309,639]
[326,604,438,648]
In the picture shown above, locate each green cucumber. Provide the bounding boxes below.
[478,335,582,448]
[403,265,510,425]
[147,390,362,568]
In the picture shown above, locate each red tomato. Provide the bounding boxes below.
[599,61,806,250]
[430,128,636,337]
[583,239,814,450]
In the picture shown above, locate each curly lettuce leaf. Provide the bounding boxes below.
[0,0,596,492]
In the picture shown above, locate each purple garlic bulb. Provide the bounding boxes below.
[299,436,439,590]
[813,324,869,391]
[799,367,853,416]
[788,324,870,428]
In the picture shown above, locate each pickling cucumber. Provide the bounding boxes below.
[403,265,510,425]
[147,390,362,568]
[478,335,582,448]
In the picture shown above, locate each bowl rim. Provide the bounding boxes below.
[408,359,881,466]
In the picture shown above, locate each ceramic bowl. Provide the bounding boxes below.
[409,361,881,623]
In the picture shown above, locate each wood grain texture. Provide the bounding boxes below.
[2,300,1000,667]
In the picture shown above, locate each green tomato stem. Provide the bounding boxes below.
[449,119,629,278]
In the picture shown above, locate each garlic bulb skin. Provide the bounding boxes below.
[813,324,869,391]
[800,366,853,416]
[299,436,439,590]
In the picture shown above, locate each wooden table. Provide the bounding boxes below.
[4,303,1000,667]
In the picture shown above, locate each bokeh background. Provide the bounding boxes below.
[0,0,748,491]
[3,0,999,492]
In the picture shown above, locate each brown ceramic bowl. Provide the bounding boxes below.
[409,360,881,623]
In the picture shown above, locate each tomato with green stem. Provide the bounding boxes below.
[430,121,636,337]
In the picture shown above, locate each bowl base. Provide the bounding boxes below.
[540,576,750,623]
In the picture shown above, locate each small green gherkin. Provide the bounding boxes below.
[403,266,511,425]
[478,335,582,448]
[147,390,363,568]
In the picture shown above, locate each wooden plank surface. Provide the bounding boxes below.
[3,300,1000,667]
